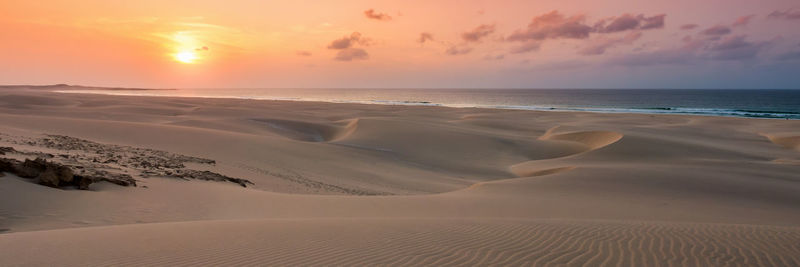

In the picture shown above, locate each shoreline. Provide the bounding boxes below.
[51,88,800,120]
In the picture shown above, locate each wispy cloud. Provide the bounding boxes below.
[334,48,369,61]
[593,13,666,33]
[461,24,496,42]
[768,8,800,20]
[579,32,642,56]
[446,45,472,55]
[417,32,435,44]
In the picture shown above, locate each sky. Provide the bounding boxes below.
[1,0,799,89]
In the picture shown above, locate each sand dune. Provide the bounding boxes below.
[1,87,799,266]
[763,133,800,151]
[539,128,624,150]
[1,219,798,266]
[253,118,359,142]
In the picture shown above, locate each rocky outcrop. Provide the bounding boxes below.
[1,133,253,189]
[0,157,137,190]
[2,158,75,188]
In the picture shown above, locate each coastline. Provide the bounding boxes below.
[51,87,800,120]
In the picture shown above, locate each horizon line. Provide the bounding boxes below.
[2,84,800,91]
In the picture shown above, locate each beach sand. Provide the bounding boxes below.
[1,86,799,266]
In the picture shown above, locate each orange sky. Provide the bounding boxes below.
[1,0,799,88]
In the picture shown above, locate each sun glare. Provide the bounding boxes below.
[175,51,197,64]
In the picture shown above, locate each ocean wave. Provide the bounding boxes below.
[52,89,799,120]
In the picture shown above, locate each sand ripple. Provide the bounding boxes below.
[2,219,798,266]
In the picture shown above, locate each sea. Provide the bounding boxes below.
[55,88,800,120]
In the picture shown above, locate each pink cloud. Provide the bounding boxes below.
[364,9,392,21]
[335,48,369,61]
[327,32,371,50]
[594,14,666,33]
[768,8,800,20]
[417,32,435,44]
[461,24,496,42]
[579,32,642,56]
[732,15,755,27]
[507,11,593,42]
[701,25,732,36]
[680,24,699,30]
[445,46,472,55]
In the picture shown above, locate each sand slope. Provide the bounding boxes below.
[1,219,799,266]
[1,87,799,266]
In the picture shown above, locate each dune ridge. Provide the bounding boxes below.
[763,133,800,151]
[509,127,623,177]
[538,126,624,150]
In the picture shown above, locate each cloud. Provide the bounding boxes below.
[732,15,755,27]
[461,24,496,42]
[334,48,369,61]
[327,32,370,50]
[328,36,356,49]
[640,14,667,30]
[296,51,312,56]
[364,9,392,21]
[579,32,642,56]
[768,8,800,20]
[707,35,765,60]
[327,32,371,61]
[594,13,666,33]
[484,54,505,60]
[445,46,472,55]
[195,46,209,51]
[507,11,593,42]
[417,32,435,44]
[608,48,695,66]
[509,41,542,54]
[507,11,664,43]
[680,24,699,30]
[701,25,732,36]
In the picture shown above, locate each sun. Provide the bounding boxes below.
[174,51,197,64]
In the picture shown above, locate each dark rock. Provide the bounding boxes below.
[54,165,73,184]
[172,170,254,187]
[15,158,75,188]
[0,158,17,173]
[101,175,137,187]
[36,168,61,187]
[0,147,14,155]
[75,175,93,190]
[15,158,47,178]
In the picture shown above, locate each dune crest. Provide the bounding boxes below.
[539,127,624,150]
[506,128,622,177]
[510,166,575,178]
[762,133,800,151]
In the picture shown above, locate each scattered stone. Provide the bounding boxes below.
[172,170,254,188]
